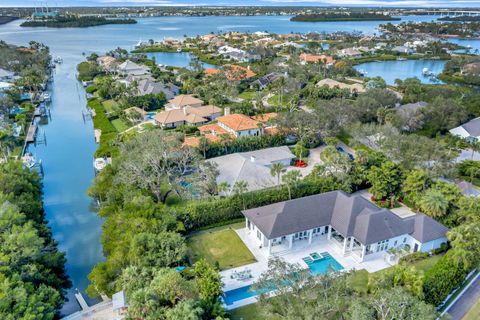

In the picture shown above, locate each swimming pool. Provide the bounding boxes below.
[223,285,258,306]
[146,112,156,121]
[303,252,344,275]
[223,251,344,307]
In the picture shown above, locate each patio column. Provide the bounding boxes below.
[308,230,313,244]
[360,244,366,262]
[268,239,272,255]
[349,237,354,252]
[327,226,332,240]
[289,234,293,249]
[245,218,249,230]
[342,237,348,254]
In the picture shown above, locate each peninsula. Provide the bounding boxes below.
[291,12,401,22]
[20,15,137,28]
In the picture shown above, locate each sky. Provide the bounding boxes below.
[2,0,480,7]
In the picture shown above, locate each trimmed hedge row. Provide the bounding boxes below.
[175,177,347,231]
[88,98,119,157]
[423,251,469,305]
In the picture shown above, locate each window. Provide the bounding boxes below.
[394,240,398,246]
[257,230,261,240]
[403,237,407,243]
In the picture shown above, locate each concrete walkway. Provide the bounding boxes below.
[448,275,480,320]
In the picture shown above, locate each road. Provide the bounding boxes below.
[448,275,480,320]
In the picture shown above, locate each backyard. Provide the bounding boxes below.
[187,222,257,270]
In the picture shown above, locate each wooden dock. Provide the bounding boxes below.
[25,124,37,143]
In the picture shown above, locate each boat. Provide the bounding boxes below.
[422,68,435,77]
[21,153,36,169]
[134,40,144,49]
[93,157,111,172]
[396,57,407,61]
[42,92,51,102]
[54,56,63,64]
[176,48,182,53]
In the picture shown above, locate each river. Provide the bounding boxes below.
[0,14,476,315]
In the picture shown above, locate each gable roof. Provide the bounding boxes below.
[299,53,335,64]
[460,117,480,137]
[166,94,203,109]
[243,191,448,244]
[205,65,256,80]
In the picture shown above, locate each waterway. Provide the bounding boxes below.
[354,59,447,85]
[0,13,476,315]
[145,51,218,69]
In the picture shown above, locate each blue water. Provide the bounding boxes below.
[448,38,480,55]
[0,13,450,315]
[304,253,344,275]
[223,252,343,305]
[354,59,447,85]
[146,112,156,121]
[145,52,217,69]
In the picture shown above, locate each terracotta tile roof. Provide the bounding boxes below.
[204,65,256,81]
[251,112,278,123]
[153,108,207,125]
[192,105,222,118]
[299,53,336,64]
[217,114,261,132]
[198,123,229,135]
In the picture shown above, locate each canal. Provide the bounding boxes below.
[0,14,478,315]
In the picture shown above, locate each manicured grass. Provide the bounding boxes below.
[102,99,119,113]
[111,119,130,133]
[411,254,442,272]
[238,91,256,100]
[229,303,263,320]
[187,224,256,270]
[267,94,281,106]
[463,298,480,320]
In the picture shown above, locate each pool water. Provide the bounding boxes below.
[223,285,258,306]
[223,252,344,306]
[146,112,156,121]
[303,252,344,275]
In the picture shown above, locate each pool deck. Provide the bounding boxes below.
[221,227,392,310]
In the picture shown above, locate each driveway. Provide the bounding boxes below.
[447,274,480,320]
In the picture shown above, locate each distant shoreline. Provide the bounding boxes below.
[20,16,137,28]
[291,14,401,23]
[0,16,18,25]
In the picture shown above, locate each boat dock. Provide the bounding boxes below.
[26,123,37,143]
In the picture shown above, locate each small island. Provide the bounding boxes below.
[20,15,137,28]
[291,12,401,22]
[438,15,480,22]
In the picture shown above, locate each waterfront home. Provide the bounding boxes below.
[251,72,286,90]
[204,65,256,81]
[199,113,264,138]
[164,94,203,111]
[299,53,336,66]
[201,34,217,43]
[391,46,414,55]
[461,61,480,76]
[316,78,365,94]
[153,104,221,129]
[337,47,363,58]
[0,68,14,82]
[117,60,151,76]
[208,146,295,192]
[450,117,480,142]
[97,56,118,73]
[242,190,448,258]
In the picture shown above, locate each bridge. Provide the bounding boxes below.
[403,10,480,17]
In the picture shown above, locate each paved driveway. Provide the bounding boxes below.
[448,275,480,320]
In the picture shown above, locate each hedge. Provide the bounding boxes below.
[174,176,347,231]
[423,251,469,305]
[88,98,119,157]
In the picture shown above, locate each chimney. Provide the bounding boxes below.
[212,130,217,136]
[250,156,256,163]
[247,65,251,70]
[183,106,188,115]
[224,107,230,116]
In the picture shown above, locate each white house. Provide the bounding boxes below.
[216,114,264,138]
[449,117,480,142]
[242,191,448,260]
[117,60,150,77]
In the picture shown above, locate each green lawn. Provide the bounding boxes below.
[102,99,119,113]
[463,298,480,320]
[267,94,281,106]
[411,254,442,272]
[229,303,263,320]
[238,91,256,100]
[187,223,256,270]
[111,119,130,132]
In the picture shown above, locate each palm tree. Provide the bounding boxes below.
[270,163,286,186]
[282,170,301,200]
[233,181,248,210]
[470,138,480,160]
[419,190,449,218]
[217,181,231,197]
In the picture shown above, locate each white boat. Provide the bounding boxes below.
[93,157,111,172]
[21,153,36,169]
[134,40,144,49]
[42,92,51,102]
[54,56,63,64]
[176,48,182,53]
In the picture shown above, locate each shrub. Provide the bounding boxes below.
[423,251,468,305]
[399,251,429,265]
[85,85,98,94]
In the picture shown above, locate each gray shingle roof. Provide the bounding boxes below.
[462,117,480,137]
[243,191,448,245]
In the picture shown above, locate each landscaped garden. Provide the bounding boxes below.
[187,222,256,270]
